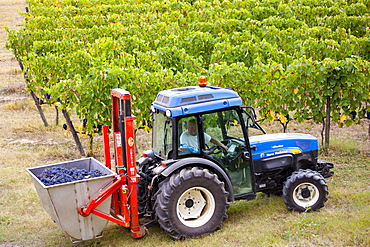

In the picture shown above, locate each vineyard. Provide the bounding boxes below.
[6,0,370,154]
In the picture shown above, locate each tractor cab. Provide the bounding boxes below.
[150,80,265,198]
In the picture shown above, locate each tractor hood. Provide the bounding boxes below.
[249,133,318,161]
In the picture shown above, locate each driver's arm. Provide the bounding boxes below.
[210,138,228,151]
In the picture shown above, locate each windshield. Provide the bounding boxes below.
[242,107,266,136]
[152,111,173,158]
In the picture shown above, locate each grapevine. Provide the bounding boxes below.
[5,0,370,153]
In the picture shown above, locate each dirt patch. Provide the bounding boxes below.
[0,94,28,104]
[6,138,62,145]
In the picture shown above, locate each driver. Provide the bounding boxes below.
[180,119,228,153]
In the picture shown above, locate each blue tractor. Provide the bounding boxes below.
[137,78,334,239]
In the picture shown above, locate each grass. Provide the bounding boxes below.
[1,1,369,246]
[0,98,368,247]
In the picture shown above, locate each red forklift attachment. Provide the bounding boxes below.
[27,89,146,242]
[78,89,145,238]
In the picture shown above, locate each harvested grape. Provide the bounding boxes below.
[37,167,106,186]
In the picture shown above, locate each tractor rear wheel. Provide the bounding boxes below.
[155,167,229,239]
[283,169,328,212]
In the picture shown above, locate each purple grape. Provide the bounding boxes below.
[37,167,106,186]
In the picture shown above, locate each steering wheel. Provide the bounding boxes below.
[204,139,233,155]
[208,145,224,154]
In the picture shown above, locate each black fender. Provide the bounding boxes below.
[160,157,235,202]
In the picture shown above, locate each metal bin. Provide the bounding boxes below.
[27,157,116,241]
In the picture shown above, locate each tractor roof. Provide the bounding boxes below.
[152,85,242,117]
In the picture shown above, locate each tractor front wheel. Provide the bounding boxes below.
[155,167,229,239]
[283,169,328,212]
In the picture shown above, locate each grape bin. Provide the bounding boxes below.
[26,157,116,241]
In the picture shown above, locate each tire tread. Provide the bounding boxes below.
[283,169,328,212]
[155,167,229,239]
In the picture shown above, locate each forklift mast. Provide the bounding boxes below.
[109,89,142,238]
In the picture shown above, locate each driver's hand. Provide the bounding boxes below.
[221,144,228,152]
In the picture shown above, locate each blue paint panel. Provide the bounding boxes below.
[152,85,242,116]
[250,133,318,161]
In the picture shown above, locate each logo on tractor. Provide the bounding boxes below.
[271,145,284,148]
